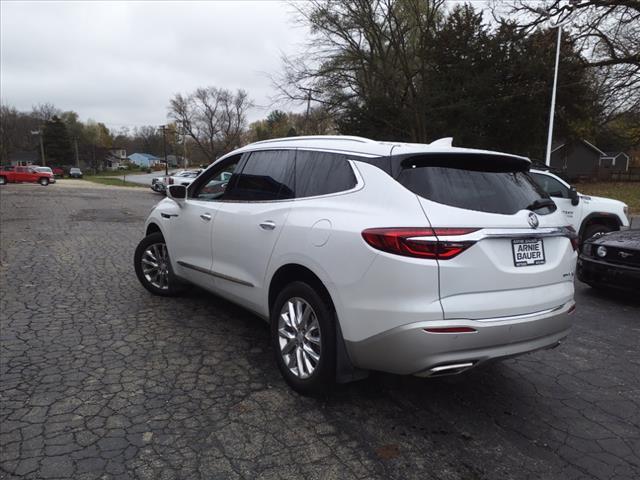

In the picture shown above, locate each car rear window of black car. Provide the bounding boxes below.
[295,150,356,198]
[396,154,553,215]
[225,150,295,201]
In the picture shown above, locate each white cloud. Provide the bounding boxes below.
[0,0,308,128]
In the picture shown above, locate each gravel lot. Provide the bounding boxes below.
[1,183,639,480]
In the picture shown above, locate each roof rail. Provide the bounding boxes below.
[251,135,376,145]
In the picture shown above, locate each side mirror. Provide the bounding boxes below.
[568,187,579,206]
[167,185,187,203]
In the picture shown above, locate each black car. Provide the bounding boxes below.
[578,230,640,291]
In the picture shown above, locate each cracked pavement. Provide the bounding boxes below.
[1,183,639,479]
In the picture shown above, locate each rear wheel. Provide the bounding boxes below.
[0,176,6,185]
[39,177,49,186]
[582,223,612,243]
[134,232,184,296]
[271,281,336,395]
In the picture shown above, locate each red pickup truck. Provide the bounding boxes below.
[0,165,55,186]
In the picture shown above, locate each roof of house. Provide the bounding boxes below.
[128,153,161,160]
[603,151,629,159]
[550,139,605,156]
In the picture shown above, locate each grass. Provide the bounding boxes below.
[574,181,640,215]
[83,176,146,188]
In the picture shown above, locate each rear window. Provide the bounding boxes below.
[396,155,553,215]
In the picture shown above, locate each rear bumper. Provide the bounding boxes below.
[345,300,574,376]
[577,255,640,290]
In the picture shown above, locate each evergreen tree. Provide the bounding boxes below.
[43,115,73,165]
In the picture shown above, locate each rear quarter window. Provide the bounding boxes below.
[396,154,552,215]
[295,150,356,198]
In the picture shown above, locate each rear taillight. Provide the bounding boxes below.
[361,227,478,260]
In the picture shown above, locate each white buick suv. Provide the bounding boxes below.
[134,136,578,394]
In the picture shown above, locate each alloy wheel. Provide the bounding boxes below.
[278,297,322,379]
[141,243,170,290]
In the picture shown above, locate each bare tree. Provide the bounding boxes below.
[503,0,639,124]
[168,87,253,162]
[273,0,447,142]
[31,103,61,123]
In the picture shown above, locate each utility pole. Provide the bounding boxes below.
[74,137,80,168]
[39,132,46,166]
[31,129,46,166]
[159,125,168,177]
[536,5,573,167]
[299,87,321,135]
[544,24,563,167]
[181,121,188,169]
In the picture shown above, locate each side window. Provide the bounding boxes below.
[225,150,295,201]
[192,155,242,201]
[295,150,357,198]
[531,173,569,199]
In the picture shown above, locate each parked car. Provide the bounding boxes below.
[578,230,640,291]
[530,169,629,243]
[0,165,54,186]
[165,169,202,187]
[51,167,65,178]
[34,167,56,183]
[151,176,166,193]
[69,167,83,178]
[134,136,578,394]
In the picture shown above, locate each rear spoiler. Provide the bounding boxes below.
[395,153,531,176]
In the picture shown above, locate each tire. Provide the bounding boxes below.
[134,232,184,296]
[0,176,6,185]
[271,281,336,395]
[582,223,612,243]
[39,177,49,186]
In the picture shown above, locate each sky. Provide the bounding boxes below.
[0,0,309,130]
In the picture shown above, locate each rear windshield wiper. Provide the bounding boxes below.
[525,198,556,211]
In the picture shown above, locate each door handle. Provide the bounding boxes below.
[200,213,212,221]
[259,221,276,230]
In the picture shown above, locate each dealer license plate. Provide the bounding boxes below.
[512,238,545,267]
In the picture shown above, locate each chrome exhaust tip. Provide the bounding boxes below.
[416,362,475,378]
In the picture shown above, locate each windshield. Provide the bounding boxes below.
[396,155,554,215]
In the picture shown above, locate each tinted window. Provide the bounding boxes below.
[295,150,356,198]
[397,155,553,215]
[226,150,295,201]
[530,172,569,199]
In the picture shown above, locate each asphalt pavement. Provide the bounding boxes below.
[1,183,638,480]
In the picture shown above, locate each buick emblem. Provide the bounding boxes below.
[528,212,539,229]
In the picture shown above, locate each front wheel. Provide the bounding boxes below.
[134,232,184,296]
[271,281,336,395]
[582,223,612,243]
[39,177,49,186]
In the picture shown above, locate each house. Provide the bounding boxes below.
[166,154,189,168]
[128,153,162,167]
[105,148,127,170]
[550,139,630,179]
[600,152,630,172]
[8,151,39,166]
